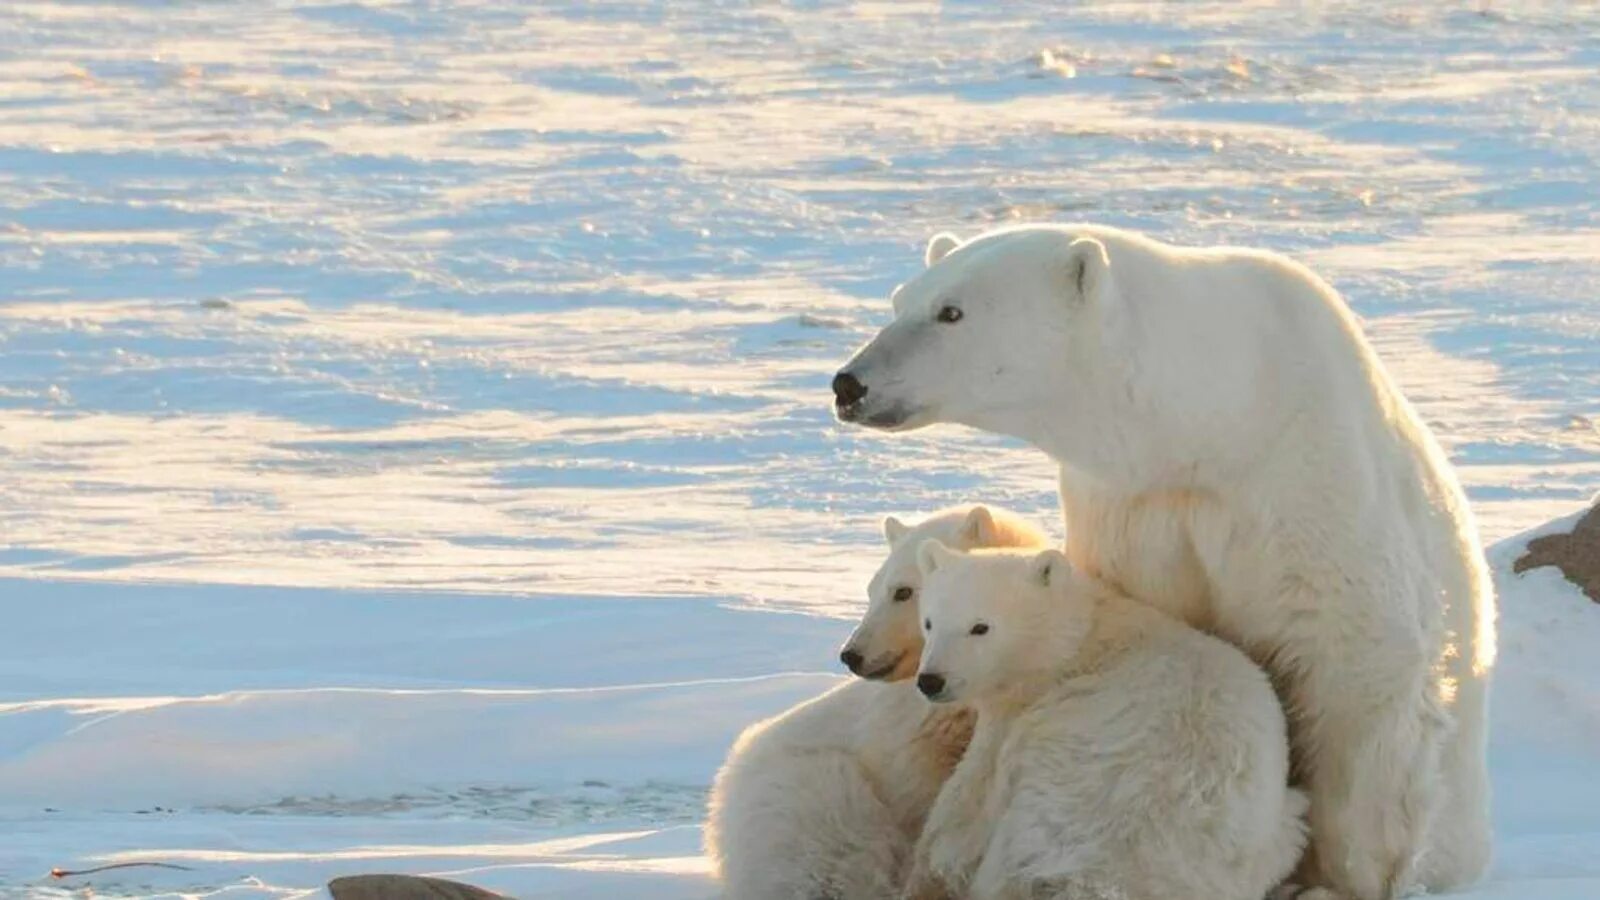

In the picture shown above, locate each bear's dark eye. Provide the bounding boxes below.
[892,586,914,603]
[935,305,963,324]
[970,623,990,636]
[923,618,932,631]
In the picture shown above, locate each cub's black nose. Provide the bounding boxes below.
[832,371,867,407]
[839,648,864,674]
[916,673,946,698]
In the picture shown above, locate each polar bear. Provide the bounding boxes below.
[902,541,1307,900]
[841,505,1050,681]
[832,225,1496,899]
[705,505,1049,900]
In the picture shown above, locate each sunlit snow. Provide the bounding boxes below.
[1,2,1597,897]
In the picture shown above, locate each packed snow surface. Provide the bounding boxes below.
[1,1,1598,897]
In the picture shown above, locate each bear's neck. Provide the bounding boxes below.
[982,397,1198,494]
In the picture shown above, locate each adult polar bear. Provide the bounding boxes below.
[831,225,1496,900]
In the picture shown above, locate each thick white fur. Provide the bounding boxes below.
[904,543,1307,900]
[837,224,1497,899]
[843,504,1051,682]
[705,506,1048,900]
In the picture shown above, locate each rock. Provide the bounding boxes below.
[327,874,510,900]
[1514,499,1600,602]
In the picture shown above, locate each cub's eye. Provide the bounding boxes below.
[923,618,932,631]
[935,305,963,324]
[969,623,990,636]
[892,586,914,603]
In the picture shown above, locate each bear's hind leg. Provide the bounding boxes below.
[1295,645,1445,900]
[1415,668,1492,891]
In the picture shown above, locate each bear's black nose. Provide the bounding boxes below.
[839,648,864,674]
[917,673,946,698]
[832,371,867,407]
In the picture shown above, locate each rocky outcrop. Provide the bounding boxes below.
[328,875,510,900]
[1514,499,1600,603]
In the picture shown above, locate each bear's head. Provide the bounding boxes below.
[832,227,1117,442]
[840,505,1047,682]
[912,541,1088,704]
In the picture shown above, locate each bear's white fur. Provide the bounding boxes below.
[705,506,1048,900]
[842,505,1051,682]
[836,224,1496,899]
[903,541,1307,900]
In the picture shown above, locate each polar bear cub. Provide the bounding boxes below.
[903,540,1306,900]
[840,505,1050,682]
[705,506,1049,900]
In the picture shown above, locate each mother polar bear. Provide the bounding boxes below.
[831,225,1495,900]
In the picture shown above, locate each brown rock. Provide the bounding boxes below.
[1513,500,1600,603]
[328,874,511,900]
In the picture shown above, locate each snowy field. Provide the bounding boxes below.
[1,1,1598,897]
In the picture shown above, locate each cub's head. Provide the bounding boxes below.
[912,542,1086,704]
[839,505,1047,682]
[831,227,1116,437]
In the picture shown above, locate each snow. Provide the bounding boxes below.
[0,1,1597,897]
[6,523,1600,898]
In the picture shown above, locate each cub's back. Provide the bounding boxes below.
[1002,606,1290,849]
[722,678,970,821]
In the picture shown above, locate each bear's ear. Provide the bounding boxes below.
[925,232,962,267]
[1063,236,1110,303]
[883,515,910,546]
[917,539,961,575]
[1032,548,1069,588]
[961,506,995,546]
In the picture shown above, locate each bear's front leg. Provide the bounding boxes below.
[901,803,984,900]
[1292,628,1446,900]
[902,723,1003,900]
[898,857,956,900]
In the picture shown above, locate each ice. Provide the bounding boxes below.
[1,1,1597,897]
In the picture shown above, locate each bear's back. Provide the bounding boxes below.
[1000,604,1291,859]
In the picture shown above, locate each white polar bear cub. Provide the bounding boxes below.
[706,506,1048,900]
[903,541,1307,900]
[834,224,1496,899]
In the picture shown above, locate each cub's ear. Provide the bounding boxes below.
[961,505,995,547]
[917,539,962,575]
[883,515,911,546]
[1032,548,1069,588]
[925,232,962,267]
[1063,236,1110,303]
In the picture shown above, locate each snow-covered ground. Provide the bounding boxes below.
[0,1,1597,897]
